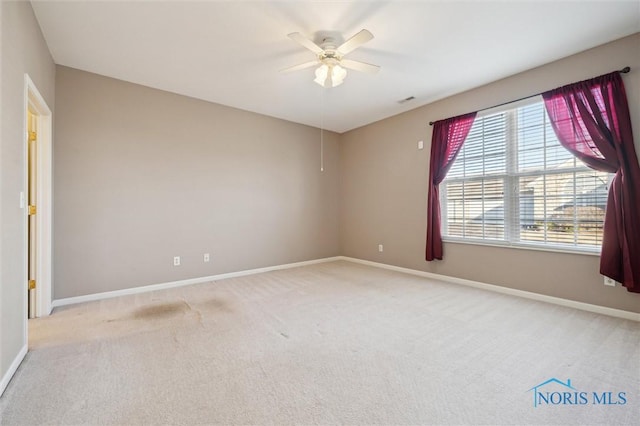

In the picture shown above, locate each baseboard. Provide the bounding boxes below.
[0,344,27,397]
[338,256,640,322]
[52,256,342,309]
[50,255,640,321]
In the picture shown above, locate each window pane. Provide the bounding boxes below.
[518,170,608,247]
[544,122,574,168]
[517,102,574,172]
[517,104,546,171]
[443,179,504,240]
[448,113,507,179]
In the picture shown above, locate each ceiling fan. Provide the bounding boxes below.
[282,29,380,88]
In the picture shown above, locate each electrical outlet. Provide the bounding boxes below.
[173,256,181,266]
[603,276,617,287]
[203,253,210,262]
[378,244,384,252]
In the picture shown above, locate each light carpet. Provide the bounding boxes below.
[1,260,638,425]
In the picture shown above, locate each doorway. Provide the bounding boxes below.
[24,74,53,320]
[27,109,37,318]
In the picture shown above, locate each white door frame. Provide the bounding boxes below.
[24,74,53,319]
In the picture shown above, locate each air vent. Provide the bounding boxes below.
[398,96,415,104]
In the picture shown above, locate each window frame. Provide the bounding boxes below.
[439,96,608,256]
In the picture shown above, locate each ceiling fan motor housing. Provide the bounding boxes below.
[318,38,341,62]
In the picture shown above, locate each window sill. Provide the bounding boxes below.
[441,237,601,257]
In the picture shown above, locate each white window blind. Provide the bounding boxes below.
[440,98,611,253]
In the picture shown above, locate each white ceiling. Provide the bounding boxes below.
[31,1,640,133]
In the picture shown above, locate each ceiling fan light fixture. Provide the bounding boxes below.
[332,64,347,84]
[314,64,328,86]
[314,63,347,88]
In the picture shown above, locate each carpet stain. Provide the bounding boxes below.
[201,298,232,313]
[183,300,204,326]
[131,301,190,319]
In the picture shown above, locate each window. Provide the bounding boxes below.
[440,98,612,253]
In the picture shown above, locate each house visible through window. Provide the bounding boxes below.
[440,97,612,252]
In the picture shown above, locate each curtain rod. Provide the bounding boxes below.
[428,66,631,126]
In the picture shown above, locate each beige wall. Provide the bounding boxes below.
[0,1,55,385]
[54,66,340,299]
[340,33,640,313]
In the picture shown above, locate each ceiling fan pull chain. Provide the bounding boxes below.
[320,89,324,172]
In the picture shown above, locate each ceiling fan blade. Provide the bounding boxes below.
[280,61,318,73]
[337,29,373,55]
[288,32,324,55]
[341,59,380,74]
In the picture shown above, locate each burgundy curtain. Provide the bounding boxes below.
[542,71,640,293]
[426,112,477,261]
